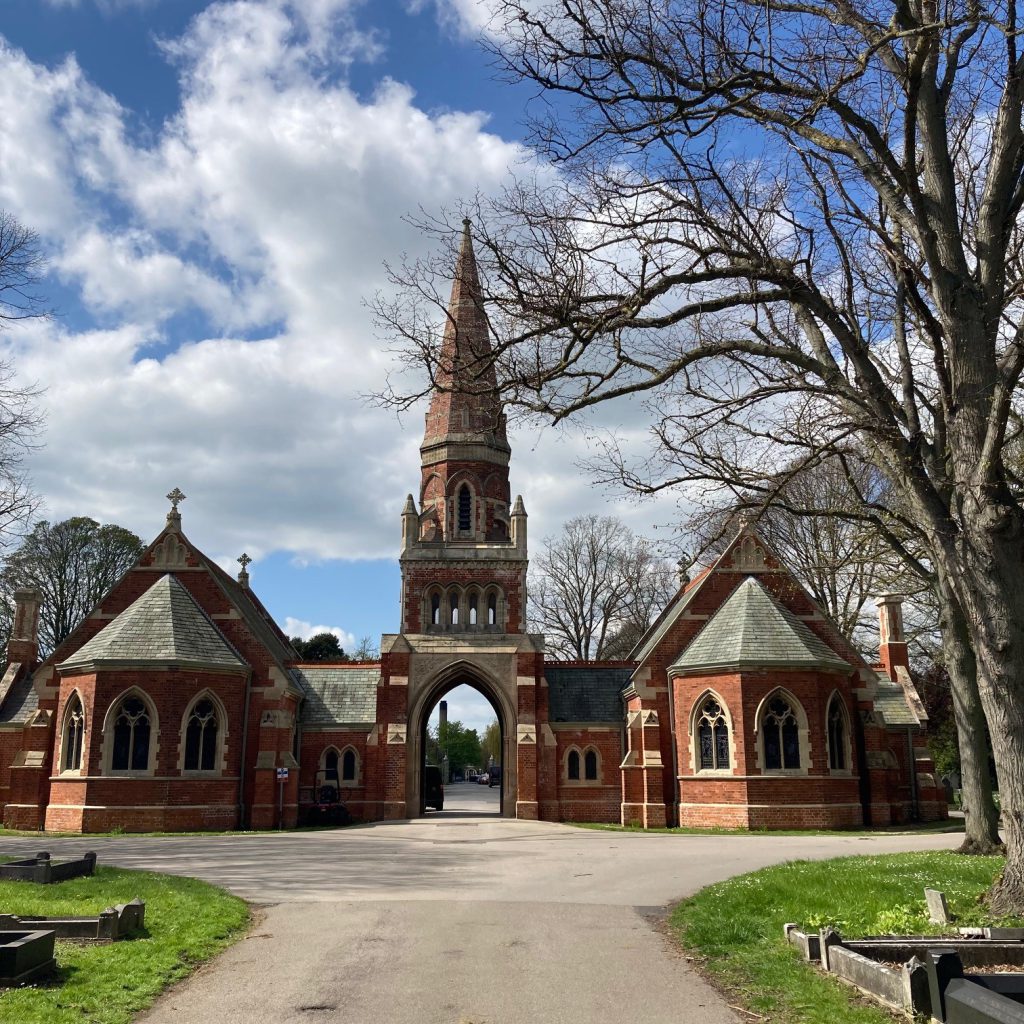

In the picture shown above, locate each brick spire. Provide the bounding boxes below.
[421,219,509,460]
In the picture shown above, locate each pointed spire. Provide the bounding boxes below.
[511,495,526,517]
[403,493,417,515]
[421,219,508,456]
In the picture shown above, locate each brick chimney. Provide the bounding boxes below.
[876,593,909,679]
[7,588,42,666]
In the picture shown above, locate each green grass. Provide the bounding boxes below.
[570,819,966,837]
[671,851,1017,1024]
[0,865,249,1024]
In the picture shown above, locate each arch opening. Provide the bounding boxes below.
[411,673,510,819]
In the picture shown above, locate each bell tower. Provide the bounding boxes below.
[398,220,529,634]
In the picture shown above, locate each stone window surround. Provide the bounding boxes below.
[687,689,735,775]
[753,687,811,777]
[100,687,160,777]
[825,689,854,777]
[562,744,602,786]
[176,689,229,776]
[58,689,86,776]
[320,744,361,788]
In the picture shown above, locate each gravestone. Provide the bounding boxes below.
[925,888,952,925]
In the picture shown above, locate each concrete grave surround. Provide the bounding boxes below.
[0,225,947,833]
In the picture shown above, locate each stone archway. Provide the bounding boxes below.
[406,661,518,817]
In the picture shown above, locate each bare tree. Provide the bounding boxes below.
[530,514,675,660]
[378,0,1024,908]
[0,211,49,329]
[1,517,144,658]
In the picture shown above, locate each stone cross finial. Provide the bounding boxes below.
[166,488,186,512]
[677,555,691,587]
[237,552,252,587]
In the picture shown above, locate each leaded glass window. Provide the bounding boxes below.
[584,749,598,781]
[62,695,85,772]
[695,697,730,770]
[184,698,218,771]
[763,696,801,770]
[324,749,339,782]
[828,697,847,770]
[111,696,151,772]
[342,748,357,782]
[567,749,580,780]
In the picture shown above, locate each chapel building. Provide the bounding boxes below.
[0,224,946,833]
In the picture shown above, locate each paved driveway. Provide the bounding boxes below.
[0,798,960,1024]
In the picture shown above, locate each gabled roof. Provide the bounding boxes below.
[294,665,380,727]
[58,574,247,672]
[545,664,633,723]
[669,576,850,674]
[0,665,37,724]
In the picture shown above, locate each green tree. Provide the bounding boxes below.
[438,719,483,774]
[481,720,501,767]
[290,632,348,662]
[2,516,143,657]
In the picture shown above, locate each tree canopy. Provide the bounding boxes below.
[1,516,144,657]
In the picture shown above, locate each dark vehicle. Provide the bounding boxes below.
[488,765,501,789]
[423,764,444,811]
[306,770,351,826]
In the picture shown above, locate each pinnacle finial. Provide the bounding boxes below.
[677,554,691,587]
[237,552,252,586]
[165,487,186,532]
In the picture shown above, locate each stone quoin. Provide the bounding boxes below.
[0,224,946,832]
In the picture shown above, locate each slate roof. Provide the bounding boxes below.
[671,576,850,673]
[58,574,246,671]
[294,666,380,728]
[545,664,633,723]
[873,670,922,727]
[0,667,38,724]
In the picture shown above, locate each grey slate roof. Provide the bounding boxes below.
[294,666,380,727]
[58,574,246,671]
[671,576,850,673]
[872,679,921,729]
[0,668,38,724]
[545,665,632,723]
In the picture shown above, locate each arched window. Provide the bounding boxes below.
[184,698,219,771]
[323,748,339,782]
[458,485,472,532]
[487,591,498,626]
[695,696,730,771]
[584,749,599,781]
[61,694,85,772]
[763,695,801,770]
[342,748,357,782]
[828,695,848,771]
[567,749,580,780]
[431,591,441,625]
[450,590,460,625]
[468,592,479,626]
[111,695,152,772]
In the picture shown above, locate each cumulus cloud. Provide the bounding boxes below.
[0,0,681,581]
[283,617,358,651]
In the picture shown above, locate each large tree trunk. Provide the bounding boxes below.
[938,586,1002,855]
[950,502,1024,912]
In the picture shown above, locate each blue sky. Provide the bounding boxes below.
[0,0,679,733]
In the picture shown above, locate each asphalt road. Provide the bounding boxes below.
[0,806,960,1024]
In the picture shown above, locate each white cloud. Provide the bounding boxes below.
[0,0,682,575]
[282,617,358,651]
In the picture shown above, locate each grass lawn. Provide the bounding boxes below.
[0,865,249,1024]
[570,819,966,838]
[671,851,1017,1024]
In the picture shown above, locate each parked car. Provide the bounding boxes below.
[423,764,444,811]
[477,772,489,785]
[489,765,501,789]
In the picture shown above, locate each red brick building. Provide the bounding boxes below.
[0,225,945,833]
